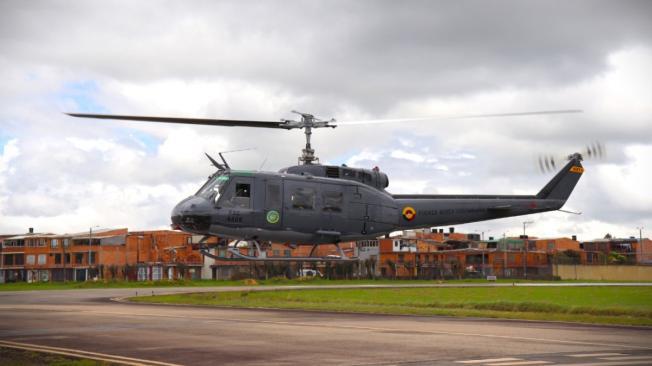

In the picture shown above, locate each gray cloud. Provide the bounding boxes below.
[0,1,650,238]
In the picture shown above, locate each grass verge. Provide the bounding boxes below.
[130,286,652,326]
[1,277,650,291]
[0,346,117,366]
[0,278,566,291]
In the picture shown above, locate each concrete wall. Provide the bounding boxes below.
[554,264,652,281]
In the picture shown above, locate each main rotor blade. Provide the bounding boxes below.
[66,113,289,129]
[334,109,582,126]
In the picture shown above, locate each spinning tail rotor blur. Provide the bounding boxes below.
[538,142,606,173]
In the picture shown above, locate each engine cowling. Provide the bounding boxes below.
[280,164,389,191]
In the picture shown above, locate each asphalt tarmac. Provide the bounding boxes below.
[1,285,651,366]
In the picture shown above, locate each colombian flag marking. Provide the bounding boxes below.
[402,206,416,221]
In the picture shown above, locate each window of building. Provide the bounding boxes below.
[137,266,147,281]
[291,187,315,210]
[55,254,62,264]
[152,266,162,281]
[75,253,84,264]
[89,252,96,264]
[51,239,59,249]
[63,238,70,248]
[11,254,24,265]
[38,254,46,265]
[283,249,291,257]
[65,253,71,264]
[322,191,343,212]
[273,250,280,256]
[26,255,35,265]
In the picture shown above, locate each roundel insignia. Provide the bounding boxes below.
[402,206,416,221]
[266,210,280,224]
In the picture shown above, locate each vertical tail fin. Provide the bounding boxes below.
[536,153,584,201]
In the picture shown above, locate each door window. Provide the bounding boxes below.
[323,191,343,212]
[291,187,315,210]
[266,183,281,208]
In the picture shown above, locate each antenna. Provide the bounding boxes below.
[204,153,225,170]
[218,152,230,169]
[216,147,258,170]
[258,157,268,171]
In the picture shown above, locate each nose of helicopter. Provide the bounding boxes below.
[170,196,212,232]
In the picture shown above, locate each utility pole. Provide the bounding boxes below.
[522,221,534,237]
[87,226,99,281]
[522,221,533,279]
[87,227,92,281]
[637,227,644,263]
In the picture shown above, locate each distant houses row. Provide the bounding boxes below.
[1,226,650,283]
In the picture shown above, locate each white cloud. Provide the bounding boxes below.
[0,3,650,241]
[390,149,425,163]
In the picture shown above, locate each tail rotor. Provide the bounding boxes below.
[537,141,605,173]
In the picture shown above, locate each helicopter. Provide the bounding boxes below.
[68,109,598,261]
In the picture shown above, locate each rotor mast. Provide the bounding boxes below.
[283,111,336,165]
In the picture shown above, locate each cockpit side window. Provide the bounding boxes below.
[218,179,252,209]
[232,183,251,208]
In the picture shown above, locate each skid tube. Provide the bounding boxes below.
[199,240,356,262]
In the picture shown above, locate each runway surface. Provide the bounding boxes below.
[1,285,651,366]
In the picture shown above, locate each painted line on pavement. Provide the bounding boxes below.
[0,340,182,366]
[457,357,522,363]
[486,361,551,366]
[569,352,626,357]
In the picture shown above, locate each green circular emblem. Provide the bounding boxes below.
[266,210,280,224]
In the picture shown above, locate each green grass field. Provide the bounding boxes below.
[131,286,652,326]
[1,277,650,291]
[0,278,567,291]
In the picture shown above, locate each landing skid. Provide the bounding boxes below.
[199,240,355,262]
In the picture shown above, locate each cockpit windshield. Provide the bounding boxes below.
[196,173,229,202]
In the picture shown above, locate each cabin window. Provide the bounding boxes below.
[322,191,343,212]
[266,184,281,208]
[291,187,315,210]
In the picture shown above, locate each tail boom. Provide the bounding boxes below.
[392,154,583,230]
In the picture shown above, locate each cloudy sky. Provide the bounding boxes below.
[1,1,650,240]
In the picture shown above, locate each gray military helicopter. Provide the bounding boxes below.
[68,109,599,261]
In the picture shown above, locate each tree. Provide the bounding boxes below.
[608,251,627,264]
[385,259,397,279]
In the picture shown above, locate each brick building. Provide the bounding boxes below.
[0,228,203,283]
